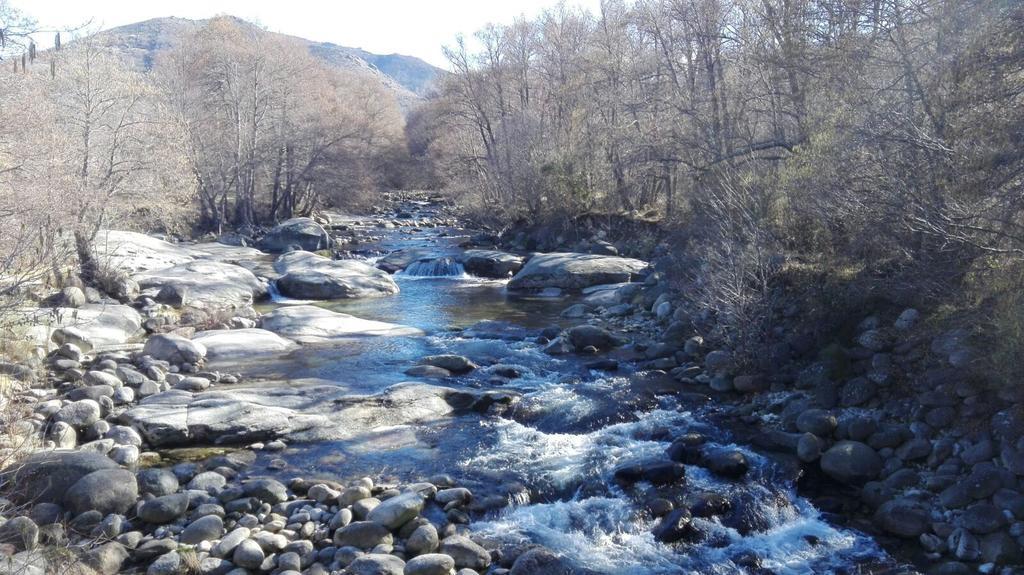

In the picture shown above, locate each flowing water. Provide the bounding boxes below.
[230,215,904,574]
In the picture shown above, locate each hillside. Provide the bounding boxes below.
[90,16,442,111]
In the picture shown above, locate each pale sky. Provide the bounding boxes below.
[11,0,603,69]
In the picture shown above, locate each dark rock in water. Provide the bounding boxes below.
[704,449,750,479]
[642,461,686,486]
[421,354,478,374]
[461,249,525,278]
[652,508,694,543]
[566,325,625,351]
[612,463,646,487]
[688,492,732,518]
[586,359,619,371]
[666,434,707,464]
[509,547,572,575]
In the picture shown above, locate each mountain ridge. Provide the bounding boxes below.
[90,16,442,110]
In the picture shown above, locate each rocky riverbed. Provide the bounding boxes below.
[0,193,1020,574]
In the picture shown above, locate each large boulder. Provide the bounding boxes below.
[2,450,118,505]
[274,251,399,299]
[258,217,330,253]
[64,468,139,515]
[260,305,421,343]
[192,328,296,360]
[134,260,267,311]
[142,334,206,365]
[507,252,648,291]
[460,250,524,278]
[820,441,883,485]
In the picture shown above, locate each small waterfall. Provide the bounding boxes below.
[267,280,314,304]
[402,257,466,277]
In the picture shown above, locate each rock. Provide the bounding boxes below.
[367,492,424,529]
[460,250,524,278]
[420,355,477,374]
[377,247,442,273]
[566,325,624,351]
[704,350,733,376]
[840,377,877,406]
[652,508,693,543]
[180,514,224,544]
[53,399,101,429]
[138,493,190,523]
[243,478,288,504]
[874,498,930,538]
[192,328,296,360]
[704,449,749,479]
[232,538,265,568]
[143,334,206,365]
[83,541,129,575]
[334,521,392,549]
[51,286,86,308]
[0,516,39,551]
[274,251,398,299]
[64,468,139,515]
[258,217,331,252]
[135,260,266,311]
[797,433,824,462]
[2,450,118,505]
[106,425,143,447]
[507,252,648,291]
[894,308,919,330]
[509,548,571,575]
[67,384,115,402]
[347,554,405,575]
[136,468,179,497]
[961,503,1005,534]
[406,524,439,556]
[439,536,490,570]
[49,421,77,449]
[92,230,200,273]
[796,409,838,436]
[146,551,182,575]
[980,531,1022,564]
[260,305,420,343]
[820,441,882,485]
[404,554,455,575]
[121,383,486,447]
[211,527,251,557]
[405,365,451,378]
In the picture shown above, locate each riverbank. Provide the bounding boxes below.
[0,192,1019,574]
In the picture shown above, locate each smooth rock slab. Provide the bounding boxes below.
[192,328,297,360]
[134,260,267,311]
[92,230,201,273]
[260,305,421,343]
[507,252,648,291]
[274,251,398,299]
